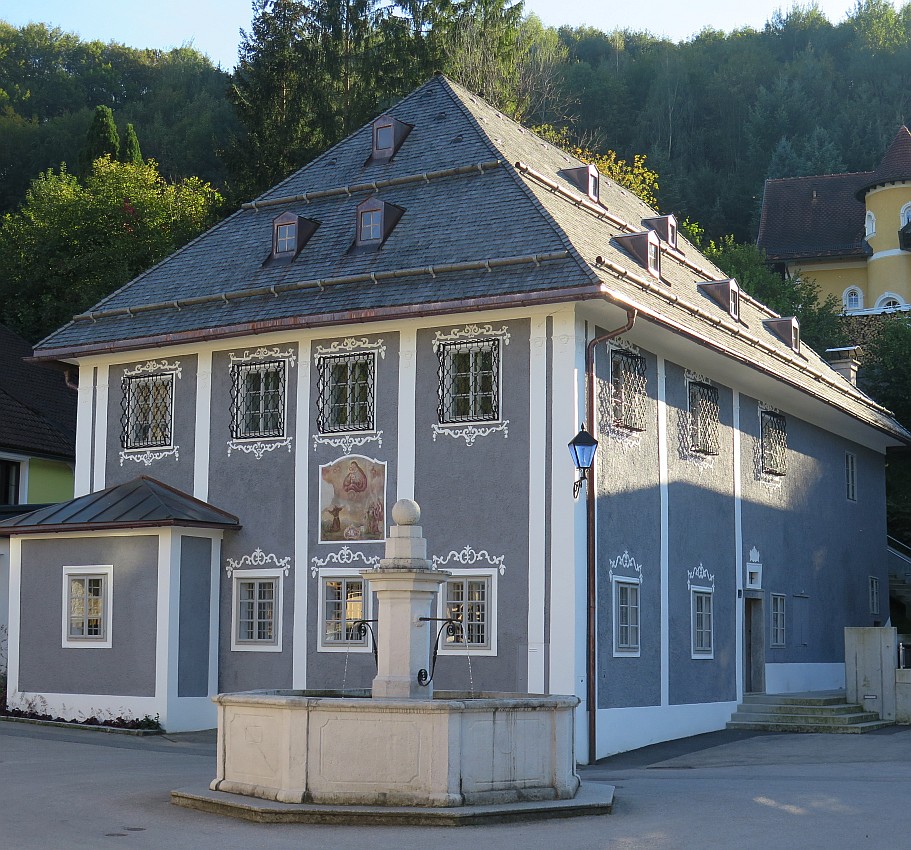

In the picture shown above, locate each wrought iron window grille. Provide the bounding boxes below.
[760,411,788,476]
[120,374,174,449]
[317,353,375,433]
[610,350,647,431]
[230,361,286,440]
[688,381,719,455]
[437,339,500,424]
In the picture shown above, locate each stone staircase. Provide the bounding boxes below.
[726,691,892,733]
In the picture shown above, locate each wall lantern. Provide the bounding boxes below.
[568,423,598,499]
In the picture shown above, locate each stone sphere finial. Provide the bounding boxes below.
[391,499,421,526]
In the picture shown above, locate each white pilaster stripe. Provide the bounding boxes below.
[154,529,173,725]
[208,536,221,698]
[527,315,548,694]
[733,390,744,702]
[74,367,94,496]
[657,356,670,707]
[92,364,109,492]
[292,340,311,690]
[193,350,213,501]
[7,537,22,698]
[397,328,418,501]
[166,530,182,724]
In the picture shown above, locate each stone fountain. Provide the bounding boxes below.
[204,500,583,809]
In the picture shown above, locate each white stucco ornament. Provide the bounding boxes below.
[391,498,420,526]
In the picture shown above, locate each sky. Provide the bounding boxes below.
[1,0,870,71]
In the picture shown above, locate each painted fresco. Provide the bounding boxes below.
[319,455,386,543]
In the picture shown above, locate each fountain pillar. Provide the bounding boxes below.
[362,499,448,699]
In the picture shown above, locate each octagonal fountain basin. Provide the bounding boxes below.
[210,689,580,808]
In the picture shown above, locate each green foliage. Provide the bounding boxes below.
[79,105,120,178]
[703,236,848,352]
[119,123,143,165]
[0,157,222,343]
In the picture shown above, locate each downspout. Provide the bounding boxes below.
[585,307,637,765]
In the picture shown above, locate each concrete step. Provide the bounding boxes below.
[727,690,893,734]
[741,691,847,707]
[728,710,881,727]
[735,702,862,717]
[726,718,893,734]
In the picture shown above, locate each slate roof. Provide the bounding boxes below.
[0,324,76,460]
[32,76,909,444]
[0,476,240,535]
[855,126,911,199]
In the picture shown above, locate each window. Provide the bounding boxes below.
[275,221,296,253]
[230,361,286,440]
[120,374,174,450]
[0,459,20,505]
[843,288,862,311]
[691,590,713,658]
[321,576,367,648]
[771,594,786,647]
[614,580,640,655]
[869,577,880,616]
[359,209,382,242]
[374,121,394,152]
[317,352,375,433]
[688,381,720,455]
[647,240,661,276]
[269,212,317,261]
[846,452,857,501]
[62,565,112,648]
[232,570,282,651]
[901,203,911,228]
[668,219,678,249]
[760,411,788,476]
[370,114,411,160]
[442,575,491,650]
[729,283,740,320]
[865,211,876,238]
[879,296,902,311]
[437,339,500,424]
[588,167,600,202]
[610,350,647,431]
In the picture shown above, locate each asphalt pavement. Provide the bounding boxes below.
[1,719,909,849]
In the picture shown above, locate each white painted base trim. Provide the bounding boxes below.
[594,701,738,760]
[7,691,216,733]
[764,662,845,694]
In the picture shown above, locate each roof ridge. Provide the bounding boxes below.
[764,171,874,184]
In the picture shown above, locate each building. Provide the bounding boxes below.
[758,126,911,316]
[2,77,907,758]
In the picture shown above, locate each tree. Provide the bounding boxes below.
[78,105,120,177]
[0,157,223,342]
[119,123,143,165]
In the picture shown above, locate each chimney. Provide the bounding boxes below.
[825,346,861,386]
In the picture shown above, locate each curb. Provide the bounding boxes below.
[0,716,162,736]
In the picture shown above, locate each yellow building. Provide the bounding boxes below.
[758,126,911,315]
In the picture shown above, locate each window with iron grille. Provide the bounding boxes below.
[322,576,367,646]
[437,339,500,424]
[234,577,278,646]
[760,411,787,475]
[443,577,490,649]
[120,374,174,449]
[691,590,713,657]
[610,350,647,431]
[614,580,640,654]
[317,353,375,433]
[230,361,286,440]
[688,381,719,455]
[771,594,786,647]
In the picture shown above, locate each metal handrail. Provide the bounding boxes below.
[887,535,911,561]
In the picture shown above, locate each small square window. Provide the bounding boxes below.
[322,576,367,646]
[232,572,282,651]
[614,580,640,655]
[760,411,787,476]
[771,594,786,647]
[692,590,713,657]
[230,361,286,440]
[374,123,394,151]
[688,381,719,455]
[846,452,857,501]
[610,350,647,431]
[120,374,174,450]
[869,577,880,615]
[62,566,113,648]
[317,352,376,433]
[360,209,382,242]
[443,576,490,650]
[437,340,500,424]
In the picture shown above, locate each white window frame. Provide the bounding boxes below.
[901,203,911,228]
[687,379,720,456]
[318,569,372,652]
[62,565,113,649]
[612,576,641,657]
[437,568,497,657]
[843,287,863,312]
[865,210,876,238]
[846,452,857,502]
[771,593,786,647]
[875,292,905,311]
[122,373,175,451]
[437,339,503,426]
[231,568,283,652]
[230,360,287,441]
[869,576,880,616]
[691,587,714,659]
[317,351,377,434]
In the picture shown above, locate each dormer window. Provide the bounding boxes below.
[763,317,800,353]
[643,214,679,250]
[354,196,404,249]
[370,114,412,161]
[563,164,601,203]
[698,278,740,321]
[614,230,662,280]
[270,211,318,262]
